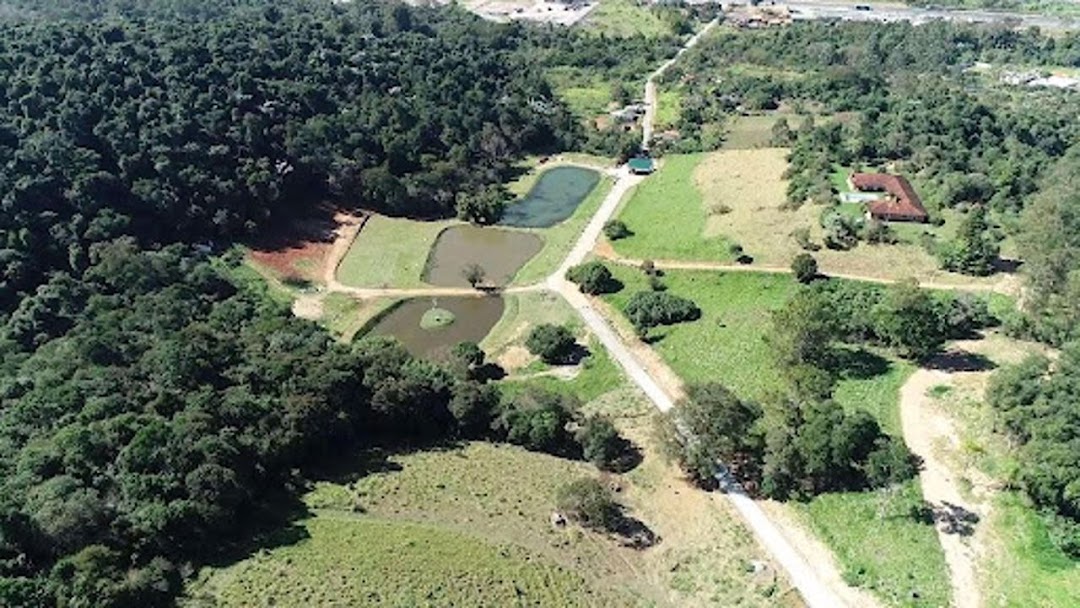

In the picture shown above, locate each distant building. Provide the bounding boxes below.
[849,173,928,223]
[628,157,655,175]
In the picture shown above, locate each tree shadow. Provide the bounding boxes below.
[475,362,507,382]
[992,257,1022,274]
[560,342,592,365]
[932,500,980,536]
[831,347,891,380]
[245,204,341,252]
[606,440,644,474]
[197,487,313,569]
[640,330,668,345]
[925,349,996,373]
[613,513,661,550]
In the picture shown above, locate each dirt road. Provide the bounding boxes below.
[597,252,1018,295]
[642,19,718,149]
[900,368,985,608]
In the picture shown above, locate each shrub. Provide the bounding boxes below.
[863,437,920,488]
[526,324,577,364]
[624,291,701,333]
[496,389,578,456]
[576,416,630,471]
[791,253,818,283]
[791,227,819,251]
[647,275,666,292]
[710,203,732,215]
[556,478,621,532]
[603,219,631,241]
[566,261,618,295]
[863,219,897,245]
[640,259,657,276]
[728,243,744,256]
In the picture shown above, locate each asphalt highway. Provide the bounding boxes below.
[782,0,1079,31]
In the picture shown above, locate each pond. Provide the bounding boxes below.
[500,166,601,228]
[423,225,542,287]
[370,296,505,360]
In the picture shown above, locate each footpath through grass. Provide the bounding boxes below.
[600,265,947,607]
[613,154,733,262]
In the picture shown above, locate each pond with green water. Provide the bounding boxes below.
[500,166,600,228]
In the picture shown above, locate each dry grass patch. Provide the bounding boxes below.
[697,147,797,266]
[696,149,1009,288]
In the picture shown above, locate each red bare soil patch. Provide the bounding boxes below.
[248,210,354,284]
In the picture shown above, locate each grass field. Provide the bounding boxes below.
[612,154,734,262]
[983,492,1080,607]
[580,0,672,38]
[790,482,951,608]
[600,266,949,606]
[513,175,614,285]
[320,293,395,342]
[622,149,1006,288]
[721,115,790,150]
[655,88,682,129]
[187,516,611,607]
[548,66,617,117]
[603,266,793,400]
[337,215,454,288]
[697,148,795,265]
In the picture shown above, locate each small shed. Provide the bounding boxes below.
[628,157,655,175]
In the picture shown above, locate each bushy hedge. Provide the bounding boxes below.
[623,291,701,332]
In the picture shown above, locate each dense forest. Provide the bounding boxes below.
[0,0,581,314]
[0,244,628,605]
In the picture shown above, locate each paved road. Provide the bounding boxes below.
[785,0,1080,31]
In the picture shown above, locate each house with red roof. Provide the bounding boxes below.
[849,173,929,223]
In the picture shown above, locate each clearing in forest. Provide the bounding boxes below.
[186,344,802,608]
[619,150,1010,291]
[579,0,672,38]
[247,211,355,286]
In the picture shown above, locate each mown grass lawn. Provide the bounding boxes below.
[337,215,454,288]
[320,292,395,342]
[612,154,734,262]
[600,265,947,607]
[513,176,613,285]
